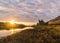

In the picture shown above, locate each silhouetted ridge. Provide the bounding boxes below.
[48,16,60,25]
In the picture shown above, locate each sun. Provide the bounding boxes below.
[10,20,15,24]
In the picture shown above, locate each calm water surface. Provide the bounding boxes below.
[0,27,34,38]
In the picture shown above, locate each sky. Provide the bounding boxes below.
[0,0,60,22]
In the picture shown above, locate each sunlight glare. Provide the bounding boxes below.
[10,20,15,24]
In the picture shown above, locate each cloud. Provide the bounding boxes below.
[0,0,60,22]
[0,6,8,10]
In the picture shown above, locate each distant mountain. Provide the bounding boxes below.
[48,16,60,25]
[0,22,26,30]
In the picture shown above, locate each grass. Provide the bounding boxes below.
[0,25,60,43]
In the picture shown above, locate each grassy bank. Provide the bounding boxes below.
[0,25,60,43]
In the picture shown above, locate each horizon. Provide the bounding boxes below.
[0,0,60,43]
[0,21,37,25]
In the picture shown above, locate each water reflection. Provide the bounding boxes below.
[0,27,34,38]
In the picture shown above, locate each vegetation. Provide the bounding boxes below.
[48,16,60,25]
[0,19,60,43]
[0,20,60,43]
[0,22,26,30]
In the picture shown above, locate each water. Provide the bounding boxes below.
[0,27,34,38]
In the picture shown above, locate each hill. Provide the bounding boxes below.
[48,16,60,25]
[0,22,26,30]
